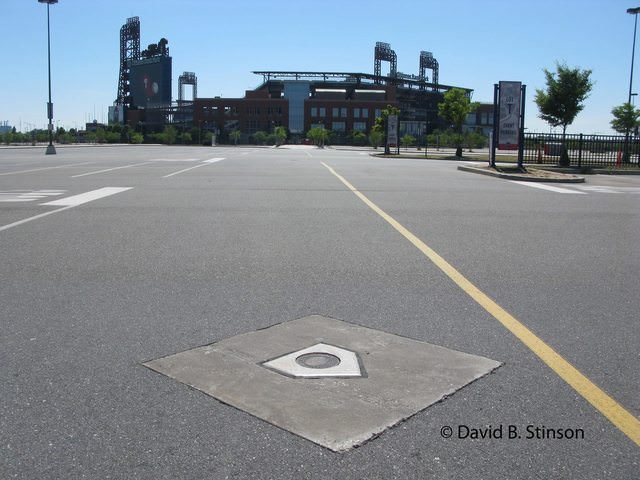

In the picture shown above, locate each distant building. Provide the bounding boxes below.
[463,103,494,136]
[111,25,485,144]
[86,120,107,132]
[0,121,13,134]
[128,70,475,144]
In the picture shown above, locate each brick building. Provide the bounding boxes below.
[190,71,472,143]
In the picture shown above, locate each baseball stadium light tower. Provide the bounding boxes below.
[38,0,58,155]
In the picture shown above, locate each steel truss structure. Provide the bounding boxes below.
[419,51,439,90]
[115,16,140,107]
[374,42,397,83]
[178,72,198,103]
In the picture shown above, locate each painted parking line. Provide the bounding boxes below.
[162,158,225,178]
[0,190,66,202]
[511,181,586,194]
[0,187,132,233]
[149,158,200,162]
[71,162,152,178]
[575,185,640,194]
[41,187,132,207]
[0,162,94,176]
[321,161,640,446]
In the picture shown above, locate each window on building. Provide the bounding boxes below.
[362,108,369,118]
[354,108,360,118]
[311,107,318,117]
[319,107,326,116]
[341,107,347,118]
[332,121,346,132]
[353,121,367,132]
[332,107,339,117]
[375,109,381,119]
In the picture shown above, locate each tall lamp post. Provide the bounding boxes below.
[39,0,58,155]
[628,7,640,103]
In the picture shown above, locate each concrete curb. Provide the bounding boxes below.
[457,165,586,183]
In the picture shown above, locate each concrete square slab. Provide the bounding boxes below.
[144,315,501,452]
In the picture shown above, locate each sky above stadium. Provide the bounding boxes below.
[1,0,636,134]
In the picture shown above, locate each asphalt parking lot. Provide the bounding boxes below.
[1,145,638,479]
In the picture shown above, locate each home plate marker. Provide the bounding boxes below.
[144,315,501,452]
[262,343,364,379]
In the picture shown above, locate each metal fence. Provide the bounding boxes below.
[522,133,640,168]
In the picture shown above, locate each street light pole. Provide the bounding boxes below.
[39,0,58,155]
[628,7,640,104]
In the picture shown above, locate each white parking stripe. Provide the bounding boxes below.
[163,158,225,177]
[162,163,208,178]
[1,187,132,233]
[0,206,76,232]
[0,162,93,176]
[150,158,199,162]
[71,162,151,178]
[41,187,132,206]
[510,181,587,194]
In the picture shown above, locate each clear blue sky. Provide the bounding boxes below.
[1,0,636,134]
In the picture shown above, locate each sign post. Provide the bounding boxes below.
[387,115,399,155]
[493,81,526,168]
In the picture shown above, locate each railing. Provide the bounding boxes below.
[522,133,640,168]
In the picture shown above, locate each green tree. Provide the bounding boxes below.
[610,102,640,134]
[55,126,66,141]
[351,131,367,146]
[369,128,383,149]
[274,126,287,146]
[95,128,107,143]
[130,132,144,144]
[190,127,201,144]
[253,131,268,145]
[162,126,177,145]
[307,126,329,147]
[106,131,120,143]
[534,63,593,138]
[229,129,241,145]
[438,88,478,157]
[180,132,193,144]
[400,134,416,150]
[202,131,213,145]
[464,131,487,151]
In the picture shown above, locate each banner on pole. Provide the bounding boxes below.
[387,115,398,147]
[497,81,521,150]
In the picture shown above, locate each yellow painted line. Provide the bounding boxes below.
[321,161,640,446]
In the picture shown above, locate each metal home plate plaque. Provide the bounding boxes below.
[144,315,501,452]
[262,343,363,378]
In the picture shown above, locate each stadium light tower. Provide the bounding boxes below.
[628,7,640,104]
[38,0,58,155]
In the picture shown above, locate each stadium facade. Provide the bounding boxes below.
[111,18,493,143]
